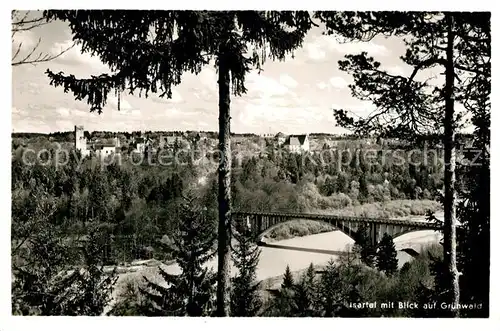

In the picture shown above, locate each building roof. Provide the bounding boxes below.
[94,143,116,149]
[285,134,308,146]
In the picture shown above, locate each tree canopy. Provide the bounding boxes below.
[43,10,315,113]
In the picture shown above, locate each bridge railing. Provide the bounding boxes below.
[232,211,441,229]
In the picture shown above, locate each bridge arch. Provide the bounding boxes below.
[233,211,440,247]
[256,218,358,244]
[393,229,442,244]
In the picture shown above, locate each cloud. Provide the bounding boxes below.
[237,101,327,130]
[199,67,217,92]
[12,118,52,133]
[56,107,70,117]
[329,76,349,89]
[332,101,376,117]
[113,108,141,117]
[12,30,38,62]
[279,74,298,89]
[72,109,92,117]
[51,40,110,73]
[320,36,388,56]
[306,43,326,60]
[168,89,183,103]
[12,107,27,115]
[385,65,407,76]
[315,77,349,91]
[108,97,132,110]
[246,71,291,98]
[55,120,74,131]
[304,35,388,64]
[12,30,36,48]
[164,108,182,117]
[151,89,183,104]
[317,82,328,90]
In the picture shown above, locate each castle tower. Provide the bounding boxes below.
[75,125,87,152]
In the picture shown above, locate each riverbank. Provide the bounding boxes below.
[107,225,442,314]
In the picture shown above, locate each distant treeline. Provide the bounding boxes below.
[12,130,475,143]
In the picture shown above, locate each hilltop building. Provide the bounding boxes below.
[133,134,153,154]
[284,134,310,153]
[93,143,117,159]
[74,125,120,159]
[74,125,90,157]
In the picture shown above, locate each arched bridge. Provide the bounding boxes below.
[233,211,441,246]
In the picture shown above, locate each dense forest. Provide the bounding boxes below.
[12,133,447,257]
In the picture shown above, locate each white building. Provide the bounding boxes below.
[284,134,310,153]
[93,143,117,160]
[74,125,90,157]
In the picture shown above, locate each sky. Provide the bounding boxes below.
[12,11,418,135]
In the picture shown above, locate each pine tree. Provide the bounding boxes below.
[44,10,314,316]
[304,263,316,296]
[230,219,262,317]
[265,265,296,317]
[376,233,398,276]
[292,263,318,316]
[292,278,310,316]
[282,265,294,289]
[140,195,217,316]
[315,11,490,316]
[353,224,377,267]
[455,16,490,316]
[316,260,343,317]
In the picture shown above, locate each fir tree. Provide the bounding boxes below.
[281,265,294,290]
[353,224,377,267]
[265,265,296,317]
[43,10,315,316]
[376,233,398,276]
[292,278,310,316]
[316,260,343,317]
[315,11,490,316]
[230,219,262,317]
[140,195,217,316]
[292,264,318,316]
[303,263,316,296]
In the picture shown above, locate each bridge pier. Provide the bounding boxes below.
[386,224,394,237]
[369,223,380,247]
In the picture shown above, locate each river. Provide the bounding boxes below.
[111,214,443,303]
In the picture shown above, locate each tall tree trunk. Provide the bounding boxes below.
[216,54,232,317]
[443,13,460,317]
